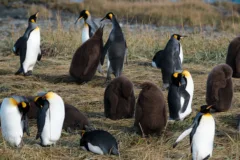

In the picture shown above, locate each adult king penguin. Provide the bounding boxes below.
[206,64,233,112]
[13,12,41,76]
[157,34,183,89]
[1,96,30,147]
[34,92,65,146]
[152,34,185,69]
[173,105,215,160]
[80,130,119,155]
[168,70,194,121]
[100,12,127,81]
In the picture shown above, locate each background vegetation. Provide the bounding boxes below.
[0,0,240,159]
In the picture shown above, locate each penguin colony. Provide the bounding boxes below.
[0,9,238,159]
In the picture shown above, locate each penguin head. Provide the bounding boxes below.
[171,72,185,87]
[101,12,114,21]
[200,105,213,113]
[28,12,39,23]
[34,92,54,107]
[9,97,30,114]
[172,34,187,41]
[75,10,90,24]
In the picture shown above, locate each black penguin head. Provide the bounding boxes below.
[171,72,184,87]
[200,105,213,113]
[75,10,90,24]
[172,34,187,41]
[101,12,114,21]
[9,97,30,114]
[18,101,30,115]
[34,92,55,108]
[28,12,39,23]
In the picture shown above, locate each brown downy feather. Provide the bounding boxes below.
[69,26,104,83]
[104,75,135,120]
[134,82,167,136]
[226,37,240,78]
[206,64,233,112]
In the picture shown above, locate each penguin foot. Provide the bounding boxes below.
[15,69,23,75]
[24,71,32,76]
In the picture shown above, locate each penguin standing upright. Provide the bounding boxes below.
[0,96,30,147]
[13,12,41,76]
[80,130,119,155]
[226,36,240,78]
[173,105,215,160]
[104,75,135,120]
[134,82,167,136]
[206,64,233,112]
[168,70,194,120]
[152,34,185,69]
[75,10,103,73]
[157,34,183,89]
[34,92,65,146]
[69,26,104,83]
[100,12,127,81]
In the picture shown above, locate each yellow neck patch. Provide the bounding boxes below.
[45,92,54,99]
[203,113,212,117]
[182,70,191,78]
[85,10,90,16]
[173,72,179,78]
[84,22,89,28]
[35,27,40,31]
[109,13,113,19]
[9,98,18,106]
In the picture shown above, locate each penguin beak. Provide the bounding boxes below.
[75,16,83,24]
[180,35,187,39]
[100,17,106,22]
[35,12,39,18]
[206,105,213,109]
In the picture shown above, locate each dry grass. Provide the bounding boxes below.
[0,4,240,160]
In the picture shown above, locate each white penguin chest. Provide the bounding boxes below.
[82,26,90,44]
[192,115,215,159]
[179,44,183,63]
[26,28,40,60]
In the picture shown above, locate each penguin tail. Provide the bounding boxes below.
[111,147,119,155]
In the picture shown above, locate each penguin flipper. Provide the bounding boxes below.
[173,46,182,71]
[36,101,49,139]
[13,37,24,55]
[173,127,192,148]
[101,38,111,65]
[180,89,190,113]
[22,114,30,136]
[37,53,42,61]
[190,113,203,144]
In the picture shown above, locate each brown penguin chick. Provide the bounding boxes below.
[104,75,135,120]
[206,64,233,112]
[69,26,104,83]
[226,37,240,78]
[134,82,167,136]
[25,97,90,132]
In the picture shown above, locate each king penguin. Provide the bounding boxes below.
[75,10,103,73]
[0,96,30,147]
[100,12,127,81]
[168,70,194,121]
[34,92,65,146]
[12,12,41,76]
[80,130,119,155]
[157,34,183,89]
[152,34,185,69]
[173,105,215,160]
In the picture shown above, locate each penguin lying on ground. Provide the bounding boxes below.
[13,12,41,76]
[226,37,240,78]
[80,130,119,155]
[155,34,183,89]
[104,75,135,120]
[69,26,104,83]
[173,105,215,160]
[168,70,194,121]
[134,82,167,136]
[100,12,127,81]
[34,92,65,146]
[0,96,30,147]
[206,64,233,112]
[75,10,103,73]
